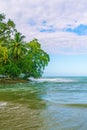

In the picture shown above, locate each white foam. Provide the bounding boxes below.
[0,102,7,107]
[29,77,74,83]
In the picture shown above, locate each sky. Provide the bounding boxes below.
[0,0,87,76]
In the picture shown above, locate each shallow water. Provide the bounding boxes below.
[0,77,87,130]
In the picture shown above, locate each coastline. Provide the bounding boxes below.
[0,78,28,84]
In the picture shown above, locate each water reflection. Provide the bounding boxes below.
[0,83,47,109]
[0,83,47,130]
[0,79,87,130]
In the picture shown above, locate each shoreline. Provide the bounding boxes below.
[0,78,28,84]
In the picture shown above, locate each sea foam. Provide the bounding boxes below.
[29,77,74,83]
[0,102,7,107]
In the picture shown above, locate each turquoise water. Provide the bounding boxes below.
[0,77,87,130]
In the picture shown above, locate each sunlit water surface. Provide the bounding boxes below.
[0,77,87,130]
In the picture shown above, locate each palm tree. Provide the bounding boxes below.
[9,32,26,61]
[0,14,16,47]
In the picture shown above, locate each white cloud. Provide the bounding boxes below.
[0,0,87,54]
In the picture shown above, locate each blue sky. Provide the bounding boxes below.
[44,54,87,76]
[0,0,87,76]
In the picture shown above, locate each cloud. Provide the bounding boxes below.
[37,32,87,55]
[0,0,87,54]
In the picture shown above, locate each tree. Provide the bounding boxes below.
[0,13,50,79]
[0,14,16,47]
[0,45,8,65]
[19,39,50,78]
[9,32,26,61]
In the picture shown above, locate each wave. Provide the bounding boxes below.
[29,77,75,83]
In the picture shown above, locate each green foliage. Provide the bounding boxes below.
[0,13,50,79]
[5,62,21,78]
[0,45,8,64]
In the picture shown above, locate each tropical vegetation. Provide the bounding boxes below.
[0,13,50,79]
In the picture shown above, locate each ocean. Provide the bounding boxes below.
[0,77,87,130]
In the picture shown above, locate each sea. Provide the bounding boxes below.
[0,76,87,130]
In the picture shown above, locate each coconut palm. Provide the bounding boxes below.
[9,32,26,61]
